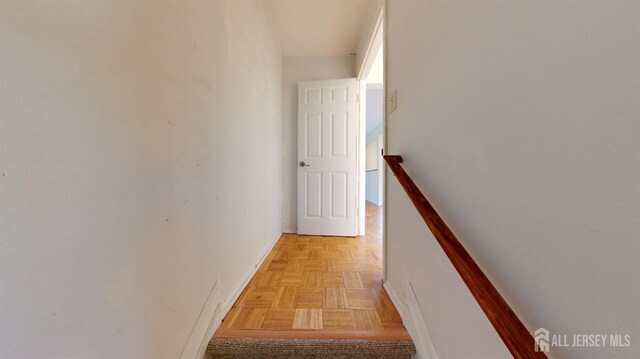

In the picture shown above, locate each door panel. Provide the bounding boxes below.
[330,172,348,219]
[298,78,358,236]
[305,113,323,158]
[330,111,348,157]
[305,172,322,218]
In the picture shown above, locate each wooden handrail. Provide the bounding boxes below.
[384,155,547,359]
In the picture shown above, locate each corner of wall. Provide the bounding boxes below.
[384,281,440,359]
[189,231,282,359]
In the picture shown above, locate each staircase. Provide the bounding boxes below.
[208,334,415,358]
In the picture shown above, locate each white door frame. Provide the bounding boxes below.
[378,132,385,206]
[357,4,385,275]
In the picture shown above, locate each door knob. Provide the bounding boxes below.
[299,161,310,167]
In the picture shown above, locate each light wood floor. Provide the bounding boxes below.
[215,202,409,340]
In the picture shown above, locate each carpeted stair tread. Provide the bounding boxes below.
[207,337,416,359]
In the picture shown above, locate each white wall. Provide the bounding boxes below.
[281,56,355,232]
[355,0,383,77]
[0,1,282,358]
[365,88,384,139]
[366,88,384,205]
[365,170,380,205]
[385,1,639,359]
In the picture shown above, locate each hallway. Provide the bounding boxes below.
[208,203,415,357]
[2,1,637,358]
[215,202,402,332]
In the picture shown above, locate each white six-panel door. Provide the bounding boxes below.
[298,78,358,236]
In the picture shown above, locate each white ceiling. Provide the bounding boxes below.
[264,0,377,57]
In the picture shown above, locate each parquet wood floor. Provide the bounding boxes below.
[215,202,409,340]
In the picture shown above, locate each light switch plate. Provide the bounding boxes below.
[389,88,398,113]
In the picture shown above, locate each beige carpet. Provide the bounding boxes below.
[207,337,416,359]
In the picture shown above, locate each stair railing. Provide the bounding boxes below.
[384,155,547,359]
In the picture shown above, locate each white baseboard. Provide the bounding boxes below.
[282,228,297,234]
[384,281,440,359]
[383,281,405,318]
[181,231,283,359]
[180,280,219,359]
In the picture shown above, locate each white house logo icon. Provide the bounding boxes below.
[534,328,550,353]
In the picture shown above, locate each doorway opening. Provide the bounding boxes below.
[357,9,384,276]
[208,6,415,356]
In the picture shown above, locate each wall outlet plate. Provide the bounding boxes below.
[389,88,398,113]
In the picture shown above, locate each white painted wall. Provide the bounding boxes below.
[355,0,383,77]
[366,54,384,87]
[281,56,355,232]
[366,89,384,139]
[365,170,380,205]
[385,1,640,358]
[0,1,282,358]
[366,88,384,205]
